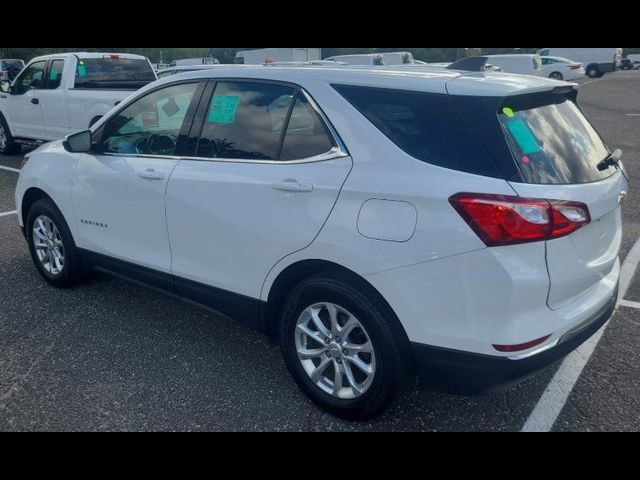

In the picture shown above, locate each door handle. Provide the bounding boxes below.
[272,180,314,193]
[138,169,164,181]
[31,98,39,105]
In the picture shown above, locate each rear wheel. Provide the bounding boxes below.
[549,71,564,80]
[279,273,413,420]
[26,198,86,288]
[0,114,21,156]
[586,66,601,78]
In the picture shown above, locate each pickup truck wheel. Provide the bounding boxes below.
[26,198,86,288]
[0,115,22,156]
[89,116,103,128]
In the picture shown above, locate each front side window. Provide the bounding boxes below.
[100,82,198,156]
[15,61,47,94]
[47,60,64,90]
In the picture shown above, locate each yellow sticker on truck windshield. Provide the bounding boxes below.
[208,95,241,124]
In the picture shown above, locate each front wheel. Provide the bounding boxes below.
[279,273,413,420]
[0,114,22,156]
[26,198,86,288]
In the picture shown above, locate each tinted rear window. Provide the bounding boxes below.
[75,58,156,89]
[498,96,611,184]
[333,85,499,178]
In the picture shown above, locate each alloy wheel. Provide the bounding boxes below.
[32,215,65,276]
[295,302,376,400]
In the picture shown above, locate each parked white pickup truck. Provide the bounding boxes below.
[0,52,156,155]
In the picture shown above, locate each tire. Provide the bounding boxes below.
[0,114,22,156]
[586,66,601,78]
[279,272,413,420]
[89,116,103,128]
[549,72,564,80]
[26,198,86,288]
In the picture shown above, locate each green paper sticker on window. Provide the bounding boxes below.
[502,107,515,118]
[506,119,541,155]
[50,70,59,81]
[208,95,241,124]
[77,65,87,77]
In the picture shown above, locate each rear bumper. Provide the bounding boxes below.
[412,282,617,394]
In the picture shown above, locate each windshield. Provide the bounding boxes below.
[499,97,612,184]
[75,58,156,89]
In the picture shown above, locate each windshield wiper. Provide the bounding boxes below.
[597,149,622,171]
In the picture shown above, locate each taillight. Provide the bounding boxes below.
[449,193,590,247]
[103,54,121,59]
[569,64,581,70]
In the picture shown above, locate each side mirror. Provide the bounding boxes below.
[0,80,10,94]
[63,130,92,153]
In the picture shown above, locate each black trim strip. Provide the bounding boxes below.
[78,249,265,331]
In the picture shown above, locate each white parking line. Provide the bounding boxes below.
[522,235,640,432]
[619,299,640,310]
[0,210,17,218]
[580,79,602,88]
[0,165,20,173]
[625,114,640,117]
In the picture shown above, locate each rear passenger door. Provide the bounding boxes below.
[165,80,352,321]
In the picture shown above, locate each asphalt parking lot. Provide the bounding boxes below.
[1,71,639,431]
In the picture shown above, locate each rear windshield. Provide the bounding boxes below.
[498,96,612,184]
[333,85,500,178]
[75,58,156,89]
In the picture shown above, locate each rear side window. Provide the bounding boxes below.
[47,60,64,89]
[499,97,611,184]
[197,82,295,160]
[75,58,156,89]
[280,95,335,160]
[333,85,499,177]
[196,82,336,161]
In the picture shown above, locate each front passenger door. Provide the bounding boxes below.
[6,60,47,138]
[72,81,203,282]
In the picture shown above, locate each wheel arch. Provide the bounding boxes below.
[0,109,14,131]
[263,259,410,347]
[21,187,54,227]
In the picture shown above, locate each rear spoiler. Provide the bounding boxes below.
[447,56,488,72]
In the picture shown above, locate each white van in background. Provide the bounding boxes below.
[234,48,322,65]
[324,52,417,66]
[382,52,415,65]
[170,57,220,67]
[324,53,385,66]
[537,48,622,78]
[485,54,543,76]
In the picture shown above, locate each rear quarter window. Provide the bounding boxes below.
[333,85,500,178]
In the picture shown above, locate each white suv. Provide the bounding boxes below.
[15,66,627,419]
